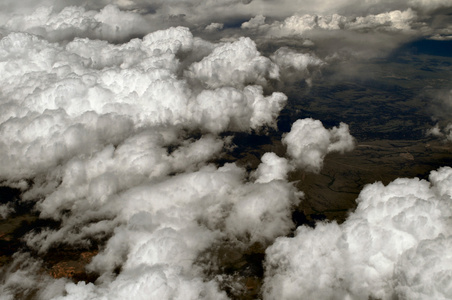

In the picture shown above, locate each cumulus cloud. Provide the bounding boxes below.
[193,86,287,133]
[38,155,297,239]
[409,0,452,11]
[241,15,267,30]
[394,235,452,299]
[270,47,324,83]
[0,26,289,180]
[0,9,303,298]
[205,22,224,32]
[427,123,452,141]
[91,0,449,27]
[0,253,68,300]
[17,157,301,299]
[240,8,419,39]
[282,118,355,173]
[1,1,452,299]
[443,125,452,141]
[263,166,452,299]
[346,9,417,32]
[186,37,279,89]
[252,152,293,183]
[427,89,452,142]
[1,0,451,37]
[278,13,347,34]
[1,5,152,42]
[0,203,14,219]
[237,10,430,62]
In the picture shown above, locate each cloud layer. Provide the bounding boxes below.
[0,26,288,180]
[1,1,451,299]
[0,8,300,299]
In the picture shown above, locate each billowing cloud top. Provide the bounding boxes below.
[0,26,288,180]
[283,118,355,173]
[0,3,300,299]
[186,37,280,89]
[263,167,452,299]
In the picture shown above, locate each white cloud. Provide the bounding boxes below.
[346,9,417,32]
[19,157,301,299]
[241,8,417,39]
[263,166,452,299]
[0,203,14,218]
[0,12,304,298]
[1,2,452,299]
[2,5,152,42]
[279,13,347,34]
[0,0,451,37]
[0,26,289,181]
[252,152,293,183]
[270,47,324,83]
[282,118,355,173]
[427,89,452,142]
[394,235,452,299]
[192,86,287,133]
[427,123,443,137]
[241,15,267,30]
[0,17,303,300]
[0,253,68,300]
[427,123,452,142]
[271,48,324,70]
[186,37,279,89]
[205,22,224,32]
[51,264,229,300]
[444,124,452,141]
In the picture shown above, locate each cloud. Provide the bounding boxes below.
[18,158,301,299]
[0,253,68,300]
[346,9,417,32]
[0,13,303,298]
[205,22,224,32]
[278,13,347,34]
[252,152,293,183]
[240,8,419,39]
[28,155,301,249]
[186,37,279,89]
[427,123,452,141]
[0,203,14,218]
[1,0,451,36]
[0,108,135,180]
[0,26,289,181]
[193,86,287,133]
[263,166,452,299]
[427,89,452,142]
[270,47,324,83]
[1,5,152,42]
[241,15,267,30]
[394,235,452,299]
[427,123,443,138]
[282,118,355,173]
[409,0,452,11]
[236,8,429,61]
[1,1,452,299]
